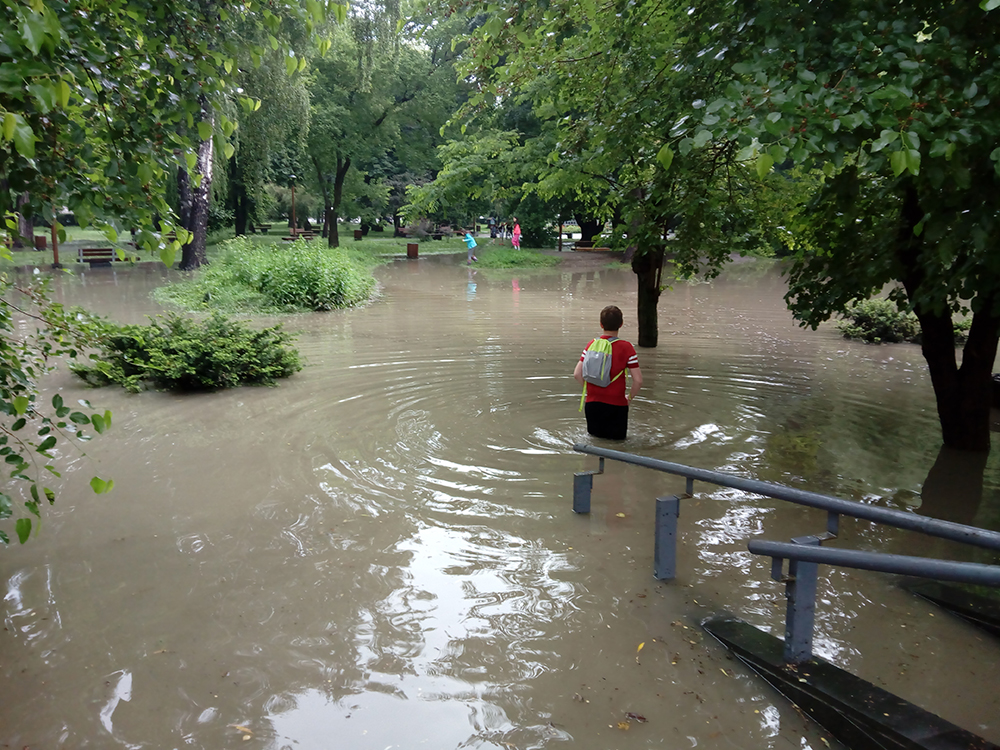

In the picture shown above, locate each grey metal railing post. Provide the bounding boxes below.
[573,472,593,514]
[781,535,822,664]
[654,495,681,580]
[573,458,604,514]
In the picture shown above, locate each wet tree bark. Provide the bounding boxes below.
[897,181,999,452]
[179,103,214,270]
[632,247,665,348]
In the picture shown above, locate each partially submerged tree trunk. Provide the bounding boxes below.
[916,306,999,452]
[897,182,999,452]
[632,246,665,349]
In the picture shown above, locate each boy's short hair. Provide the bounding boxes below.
[600,305,623,331]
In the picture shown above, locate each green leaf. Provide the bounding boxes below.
[90,476,114,494]
[756,153,774,179]
[13,120,37,158]
[797,68,817,83]
[13,396,29,415]
[2,112,15,141]
[656,144,674,171]
[21,14,47,55]
[69,411,90,425]
[905,148,921,175]
[52,394,63,410]
[37,436,56,452]
[197,121,213,141]
[91,414,106,434]
[15,518,32,544]
[28,82,56,113]
[223,142,235,160]
[693,129,712,148]
[890,149,908,177]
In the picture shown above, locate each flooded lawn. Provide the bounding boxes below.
[3,254,999,748]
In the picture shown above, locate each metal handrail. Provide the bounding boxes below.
[748,538,1000,662]
[571,443,1000,664]
[573,443,1000,552]
[749,539,1000,586]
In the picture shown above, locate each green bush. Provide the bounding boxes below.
[837,298,970,344]
[71,312,302,393]
[155,237,377,313]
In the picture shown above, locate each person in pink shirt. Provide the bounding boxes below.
[511,218,521,250]
[573,305,643,439]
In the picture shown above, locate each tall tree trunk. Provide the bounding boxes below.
[327,154,351,248]
[574,213,603,243]
[180,108,214,270]
[14,194,32,248]
[312,155,331,239]
[632,247,664,348]
[917,306,999,451]
[896,179,998,451]
[177,167,193,234]
[229,156,249,237]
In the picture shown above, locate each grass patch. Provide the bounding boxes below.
[154,237,378,313]
[473,247,561,269]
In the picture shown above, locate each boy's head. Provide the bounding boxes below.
[600,305,623,332]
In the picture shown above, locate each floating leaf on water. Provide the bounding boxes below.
[615,512,626,518]
[617,721,630,731]
[637,642,645,653]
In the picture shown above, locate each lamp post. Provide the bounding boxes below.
[290,174,297,236]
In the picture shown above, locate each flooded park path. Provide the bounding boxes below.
[2,253,999,748]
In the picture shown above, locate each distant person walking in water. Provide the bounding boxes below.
[511,219,521,250]
[464,231,478,264]
[574,305,642,440]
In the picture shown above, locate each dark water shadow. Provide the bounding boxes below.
[919,445,989,526]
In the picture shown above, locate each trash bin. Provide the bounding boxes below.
[34,236,46,250]
[354,229,363,240]
[406,243,418,259]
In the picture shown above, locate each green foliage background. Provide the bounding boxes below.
[154,237,378,313]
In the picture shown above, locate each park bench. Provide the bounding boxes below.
[571,240,611,252]
[77,247,121,266]
[255,223,272,233]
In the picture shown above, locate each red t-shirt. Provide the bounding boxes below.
[580,336,639,406]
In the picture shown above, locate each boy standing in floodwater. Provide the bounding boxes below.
[573,305,643,439]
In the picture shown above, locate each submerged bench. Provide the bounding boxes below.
[78,248,120,265]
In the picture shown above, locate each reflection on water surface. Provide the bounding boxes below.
[2,257,999,749]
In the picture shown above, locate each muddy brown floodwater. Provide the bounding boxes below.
[2,253,999,749]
